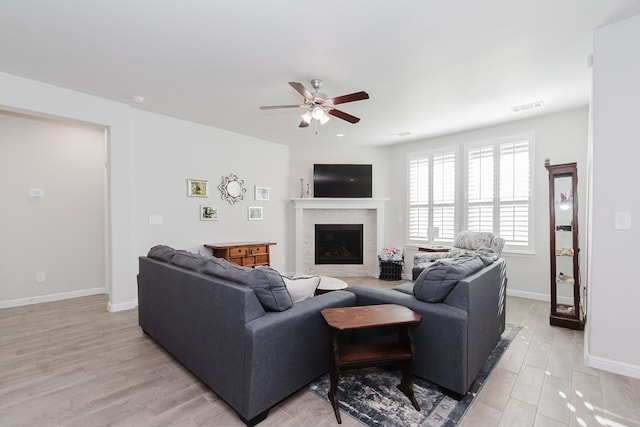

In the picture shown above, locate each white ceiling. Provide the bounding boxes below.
[1,1,639,147]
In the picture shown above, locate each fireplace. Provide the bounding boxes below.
[315,224,364,265]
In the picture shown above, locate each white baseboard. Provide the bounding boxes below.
[506,289,573,305]
[585,353,640,380]
[0,287,106,309]
[107,298,138,312]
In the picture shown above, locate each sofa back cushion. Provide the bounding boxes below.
[249,267,293,311]
[202,259,293,312]
[413,254,485,303]
[170,251,208,272]
[148,245,176,262]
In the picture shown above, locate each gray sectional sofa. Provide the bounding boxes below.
[348,253,507,397]
[137,245,355,426]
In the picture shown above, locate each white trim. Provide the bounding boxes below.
[108,298,138,312]
[292,198,388,275]
[585,353,640,380]
[507,289,573,306]
[0,287,106,309]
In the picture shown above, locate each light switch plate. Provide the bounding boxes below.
[149,214,163,225]
[614,211,631,230]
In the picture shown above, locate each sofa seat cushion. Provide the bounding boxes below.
[392,281,414,295]
[282,275,321,303]
[413,254,485,303]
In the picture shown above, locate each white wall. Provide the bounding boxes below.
[131,109,290,271]
[0,71,291,311]
[0,111,105,306]
[386,108,589,299]
[589,14,640,378]
[0,71,134,311]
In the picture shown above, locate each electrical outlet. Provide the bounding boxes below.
[36,272,46,282]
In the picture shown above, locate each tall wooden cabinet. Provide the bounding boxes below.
[545,161,585,330]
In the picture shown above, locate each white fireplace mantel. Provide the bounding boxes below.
[292,198,389,275]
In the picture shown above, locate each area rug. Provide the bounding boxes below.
[309,324,521,426]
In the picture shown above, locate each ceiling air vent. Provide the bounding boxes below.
[511,101,544,113]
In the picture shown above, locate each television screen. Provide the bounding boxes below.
[313,164,372,198]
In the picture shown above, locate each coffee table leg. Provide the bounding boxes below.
[328,330,342,424]
[398,325,421,411]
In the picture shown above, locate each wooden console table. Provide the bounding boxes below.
[320,304,422,424]
[204,241,276,267]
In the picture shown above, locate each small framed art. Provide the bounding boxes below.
[188,179,209,197]
[248,206,263,221]
[254,186,269,201]
[200,205,219,221]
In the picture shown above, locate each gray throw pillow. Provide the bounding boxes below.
[147,245,176,262]
[413,254,485,303]
[249,267,293,311]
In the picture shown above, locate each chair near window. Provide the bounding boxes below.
[413,231,505,278]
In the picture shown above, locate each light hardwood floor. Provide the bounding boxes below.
[1,279,639,426]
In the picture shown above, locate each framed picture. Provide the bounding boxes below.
[188,179,209,197]
[200,205,219,221]
[255,186,269,201]
[248,206,263,221]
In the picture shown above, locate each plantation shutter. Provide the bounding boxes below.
[467,146,494,232]
[499,140,530,245]
[432,151,456,240]
[409,156,429,240]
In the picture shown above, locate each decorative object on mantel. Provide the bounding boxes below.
[254,186,269,201]
[248,206,263,221]
[187,179,208,197]
[218,173,246,205]
[300,178,305,198]
[199,205,218,221]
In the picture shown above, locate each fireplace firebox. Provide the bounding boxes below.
[315,224,364,265]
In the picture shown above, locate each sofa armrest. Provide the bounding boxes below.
[242,290,355,420]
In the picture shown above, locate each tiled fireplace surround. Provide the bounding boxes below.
[293,198,388,276]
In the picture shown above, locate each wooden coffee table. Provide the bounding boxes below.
[320,304,422,424]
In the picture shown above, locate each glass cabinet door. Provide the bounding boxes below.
[546,161,584,330]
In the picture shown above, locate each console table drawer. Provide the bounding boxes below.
[204,242,276,268]
[229,247,248,257]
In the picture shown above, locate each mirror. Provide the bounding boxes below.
[218,173,246,205]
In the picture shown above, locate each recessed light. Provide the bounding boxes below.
[336,133,345,137]
[132,95,146,104]
[391,131,412,137]
[511,101,543,112]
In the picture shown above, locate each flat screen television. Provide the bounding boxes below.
[313,164,372,198]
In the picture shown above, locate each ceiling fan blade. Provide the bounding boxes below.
[289,82,314,101]
[259,104,305,110]
[328,109,360,124]
[328,91,369,105]
[298,120,310,128]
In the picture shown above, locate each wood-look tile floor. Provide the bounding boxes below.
[1,278,639,426]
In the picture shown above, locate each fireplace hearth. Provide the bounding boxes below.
[315,224,364,265]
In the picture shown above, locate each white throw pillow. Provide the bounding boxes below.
[283,275,321,303]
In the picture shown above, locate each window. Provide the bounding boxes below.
[408,133,534,252]
[408,150,456,242]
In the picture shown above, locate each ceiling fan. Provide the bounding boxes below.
[259,79,369,129]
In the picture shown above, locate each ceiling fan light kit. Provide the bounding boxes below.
[260,79,369,131]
